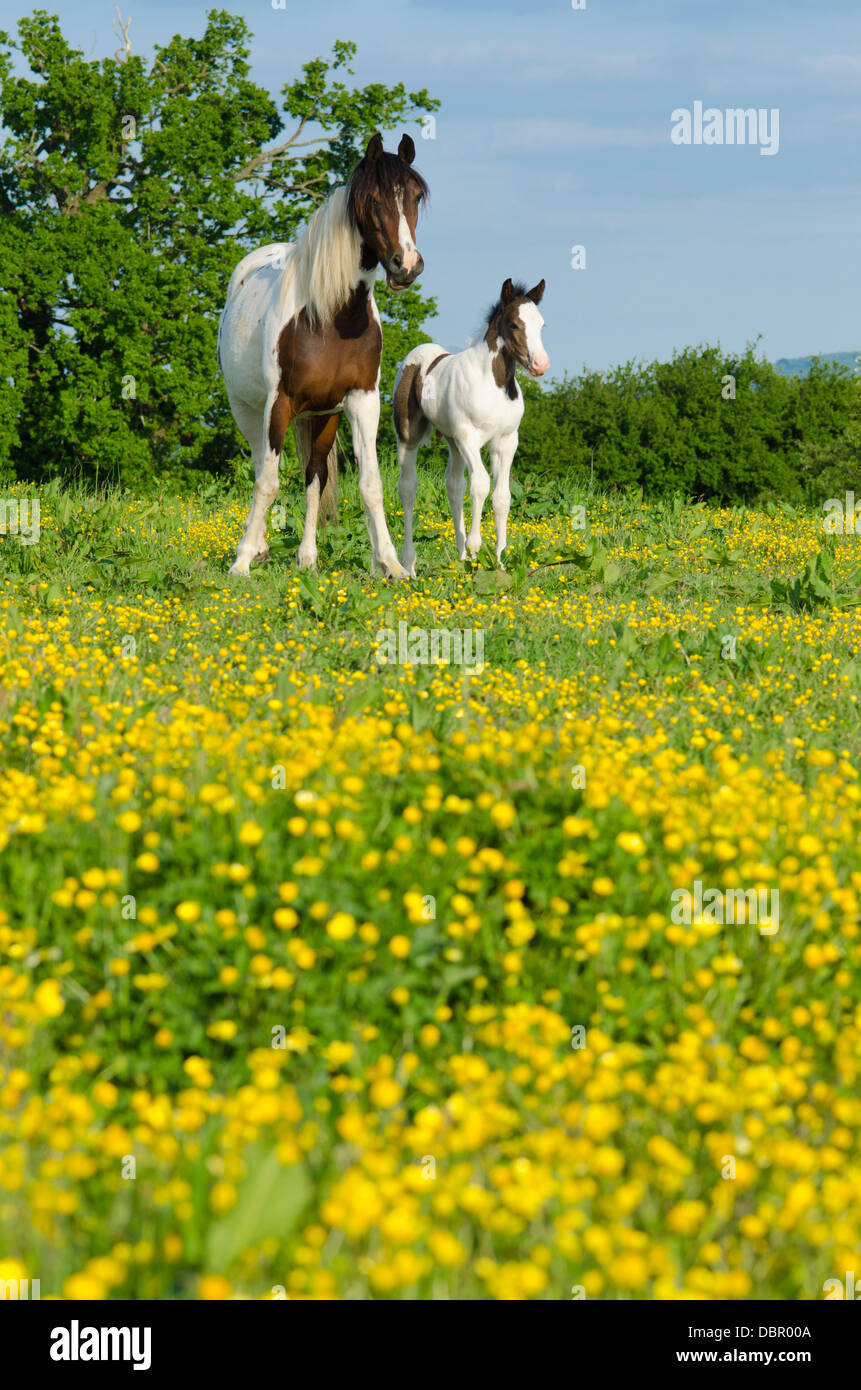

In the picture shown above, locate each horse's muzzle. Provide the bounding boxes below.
[386,254,424,289]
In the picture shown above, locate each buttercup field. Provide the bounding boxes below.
[2,472,861,1301]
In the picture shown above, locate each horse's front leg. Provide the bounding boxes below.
[344,388,408,580]
[489,430,518,568]
[229,390,282,576]
[456,434,491,559]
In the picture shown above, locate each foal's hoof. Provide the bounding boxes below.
[228,560,251,577]
[296,549,318,572]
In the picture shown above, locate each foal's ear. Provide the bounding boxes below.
[398,133,416,165]
[500,278,517,305]
[364,132,384,162]
[526,279,545,304]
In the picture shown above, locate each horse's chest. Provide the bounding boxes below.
[443,373,522,439]
[277,300,382,407]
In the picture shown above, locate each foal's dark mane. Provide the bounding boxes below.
[346,153,429,230]
[484,282,528,331]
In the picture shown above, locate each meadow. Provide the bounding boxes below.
[1,460,861,1300]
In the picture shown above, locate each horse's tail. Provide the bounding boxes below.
[292,417,339,527]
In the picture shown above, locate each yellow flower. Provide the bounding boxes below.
[370,1078,403,1109]
[563,816,592,837]
[64,1273,107,1300]
[209,1181,237,1215]
[739,1214,767,1239]
[239,820,264,846]
[34,979,65,1018]
[668,1200,708,1235]
[198,1275,233,1300]
[207,1019,237,1041]
[428,1230,468,1267]
[388,934,411,958]
[326,912,356,941]
[609,1253,650,1290]
[490,802,516,830]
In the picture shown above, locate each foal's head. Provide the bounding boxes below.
[486,279,550,381]
[347,132,428,289]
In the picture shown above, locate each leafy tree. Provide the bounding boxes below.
[0,10,439,488]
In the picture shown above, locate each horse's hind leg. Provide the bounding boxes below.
[397,426,429,578]
[229,390,282,576]
[296,412,339,571]
[444,440,468,560]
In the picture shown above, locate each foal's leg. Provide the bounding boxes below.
[229,390,281,576]
[489,430,518,568]
[455,434,491,559]
[444,439,468,559]
[344,387,408,579]
[397,438,423,578]
[297,412,339,571]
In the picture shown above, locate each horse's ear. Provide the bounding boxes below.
[364,132,384,162]
[500,278,516,305]
[398,133,416,165]
[526,279,545,304]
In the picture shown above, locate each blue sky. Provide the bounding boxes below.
[13,0,861,376]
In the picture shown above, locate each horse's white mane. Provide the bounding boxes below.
[278,186,363,329]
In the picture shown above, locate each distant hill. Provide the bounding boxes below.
[774,351,861,377]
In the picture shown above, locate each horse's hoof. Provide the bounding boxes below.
[296,551,318,571]
[228,561,250,577]
[384,560,411,581]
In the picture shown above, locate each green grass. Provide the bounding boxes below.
[1,460,860,1301]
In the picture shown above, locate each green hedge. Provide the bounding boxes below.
[516,343,861,504]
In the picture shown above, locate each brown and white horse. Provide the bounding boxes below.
[218,133,427,577]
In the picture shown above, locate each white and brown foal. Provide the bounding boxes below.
[393,279,548,574]
[219,133,427,577]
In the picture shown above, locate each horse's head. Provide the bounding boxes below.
[495,278,549,377]
[347,132,428,289]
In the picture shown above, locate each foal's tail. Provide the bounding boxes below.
[292,417,339,527]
